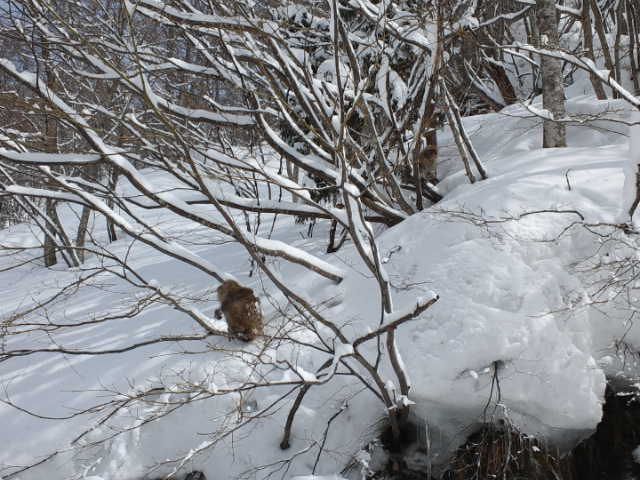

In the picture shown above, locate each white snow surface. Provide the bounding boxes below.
[2,95,640,479]
[633,445,640,464]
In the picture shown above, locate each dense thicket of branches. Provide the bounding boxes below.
[1,0,640,477]
[0,0,638,232]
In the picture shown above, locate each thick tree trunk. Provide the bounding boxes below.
[537,0,567,148]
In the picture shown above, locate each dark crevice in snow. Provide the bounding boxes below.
[565,381,640,480]
[371,379,640,480]
[149,471,206,480]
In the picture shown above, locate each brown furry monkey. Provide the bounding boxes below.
[214,280,263,341]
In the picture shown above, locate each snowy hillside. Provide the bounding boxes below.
[1,95,638,479]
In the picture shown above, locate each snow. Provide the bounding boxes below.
[631,111,640,165]
[523,103,555,120]
[334,342,354,359]
[2,95,640,479]
[383,293,438,324]
[292,476,346,480]
[633,445,640,464]
[0,150,102,165]
[252,237,345,282]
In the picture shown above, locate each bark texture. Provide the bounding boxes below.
[537,0,567,148]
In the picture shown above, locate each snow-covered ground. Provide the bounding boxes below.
[1,95,638,479]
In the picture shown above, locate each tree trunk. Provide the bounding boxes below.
[106,166,118,242]
[582,0,608,99]
[75,206,91,263]
[43,39,59,266]
[590,0,617,97]
[626,0,640,95]
[485,63,518,105]
[43,199,57,267]
[614,4,625,98]
[537,0,567,148]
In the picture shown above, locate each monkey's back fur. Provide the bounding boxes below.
[215,280,263,342]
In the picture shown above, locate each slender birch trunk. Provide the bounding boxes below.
[537,0,567,148]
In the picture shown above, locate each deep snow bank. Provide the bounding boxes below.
[1,97,638,479]
[319,98,636,460]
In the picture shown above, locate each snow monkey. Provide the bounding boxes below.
[214,280,263,341]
